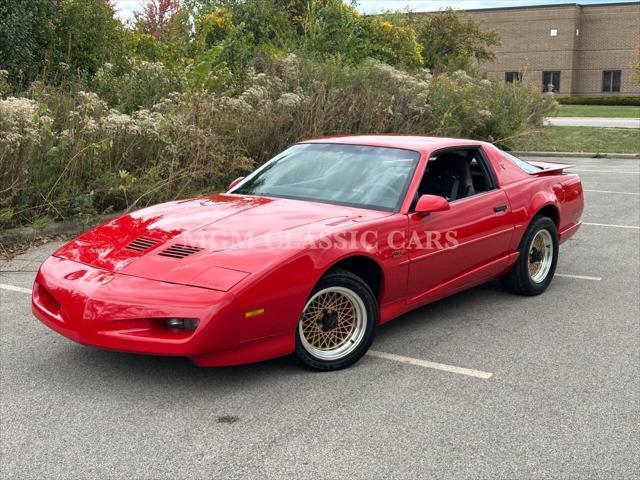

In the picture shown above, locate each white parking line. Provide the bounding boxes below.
[2,282,493,379]
[583,222,640,230]
[584,189,640,196]
[367,350,493,379]
[556,273,602,281]
[0,284,32,294]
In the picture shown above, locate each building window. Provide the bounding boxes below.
[602,70,621,93]
[505,72,521,83]
[542,71,561,93]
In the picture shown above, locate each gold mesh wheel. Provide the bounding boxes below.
[298,286,367,361]
[528,229,553,283]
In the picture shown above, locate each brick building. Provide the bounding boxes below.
[467,2,640,96]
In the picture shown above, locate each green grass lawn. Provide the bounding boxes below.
[512,126,640,154]
[553,104,640,118]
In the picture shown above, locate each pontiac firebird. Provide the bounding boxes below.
[32,136,584,370]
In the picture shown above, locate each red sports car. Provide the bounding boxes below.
[32,136,584,370]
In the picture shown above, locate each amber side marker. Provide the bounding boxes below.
[245,308,265,318]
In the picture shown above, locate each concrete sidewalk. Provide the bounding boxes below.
[545,117,640,128]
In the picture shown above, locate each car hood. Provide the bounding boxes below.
[54,194,390,291]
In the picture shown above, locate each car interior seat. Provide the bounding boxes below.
[421,152,475,201]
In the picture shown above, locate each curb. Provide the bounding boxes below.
[513,151,640,159]
[0,213,118,245]
[544,117,640,129]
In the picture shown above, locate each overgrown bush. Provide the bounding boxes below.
[0,88,253,228]
[0,1,560,230]
[0,55,555,228]
[93,60,184,112]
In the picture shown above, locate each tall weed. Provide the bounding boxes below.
[0,56,555,228]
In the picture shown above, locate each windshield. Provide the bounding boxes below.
[231,143,420,212]
[502,151,542,174]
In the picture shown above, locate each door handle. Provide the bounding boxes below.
[494,205,508,213]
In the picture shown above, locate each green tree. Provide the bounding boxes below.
[363,17,423,70]
[303,0,366,62]
[189,1,296,92]
[228,0,295,52]
[133,0,181,41]
[0,0,57,88]
[132,0,192,65]
[51,0,128,77]
[274,0,325,35]
[402,9,500,73]
[301,1,424,69]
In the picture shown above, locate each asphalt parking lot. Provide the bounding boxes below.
[1,156,639,479]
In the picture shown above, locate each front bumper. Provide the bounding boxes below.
[32,256,241,360]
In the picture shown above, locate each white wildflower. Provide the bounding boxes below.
[0,97,42,153]
[101,110,135,134]
[132,109,164,137]
[452,70,472,82]
[39,115,54,126]
[281,53,300,81]
[241,85,270,106]
[276,92,302,109]
[83,118,98,134]
[76,91,108,114]
[218,96,253,114]
[152,92,185,113]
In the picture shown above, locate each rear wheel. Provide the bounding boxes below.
[500,215,558,296]
[294,269,377,371]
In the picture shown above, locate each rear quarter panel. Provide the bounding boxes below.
[483,145,583,248]
[502,175,583,249]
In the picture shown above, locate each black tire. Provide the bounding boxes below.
[294,268,378,371]
[500,215,559,296]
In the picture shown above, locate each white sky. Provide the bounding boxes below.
[111,0,637,21]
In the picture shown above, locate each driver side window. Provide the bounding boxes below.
[418,148,496,202]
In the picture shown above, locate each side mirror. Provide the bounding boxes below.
[227,177,245,190]
[414,194,450,216]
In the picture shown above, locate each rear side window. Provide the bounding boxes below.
[502,151,542,174]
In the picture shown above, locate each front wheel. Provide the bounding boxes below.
[500,215,559,296]
[294,269,377,371]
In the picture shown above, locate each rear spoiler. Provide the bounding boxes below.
[527,160,575,175]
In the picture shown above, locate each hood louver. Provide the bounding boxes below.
[158,244,204,259]
[125,237,160,252]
